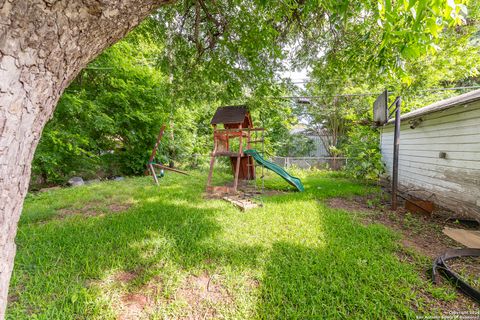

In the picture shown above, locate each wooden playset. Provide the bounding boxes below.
[206,106,265,193]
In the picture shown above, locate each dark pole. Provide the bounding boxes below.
[392,96,401,210]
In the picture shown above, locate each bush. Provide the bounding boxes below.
[277,133,315,157]
[342,126,384,180]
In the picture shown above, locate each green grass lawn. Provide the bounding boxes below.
[7,170,458,319]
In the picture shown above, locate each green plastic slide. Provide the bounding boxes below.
[244,149,304,192]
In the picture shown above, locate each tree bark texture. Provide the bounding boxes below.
[0,0,171,318]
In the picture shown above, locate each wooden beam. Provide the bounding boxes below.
[148,124,166,164]
[151,163,189,175]
[222,196,260,211]
[206,124,217,191]
[149,163,159,186]
[233,124,243,191]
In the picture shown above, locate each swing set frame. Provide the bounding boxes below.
[147,124,189,185]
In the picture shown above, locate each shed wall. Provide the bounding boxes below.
[307,135,330,157]
[381,101,480,219]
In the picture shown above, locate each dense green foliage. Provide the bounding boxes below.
[277,133,316,157]
[296,0,480,179]
[32,0,480,184]
[9,171,472,319]
[33,35,169,183]
[32,15,297,186]
[343,126,385,180]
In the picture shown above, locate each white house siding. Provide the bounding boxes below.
[381,101,480,220]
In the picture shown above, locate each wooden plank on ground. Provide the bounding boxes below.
[443,227,480,248]
[223,196,259,211]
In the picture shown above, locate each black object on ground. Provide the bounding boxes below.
[432,248,480,304]
[446,218,480,229]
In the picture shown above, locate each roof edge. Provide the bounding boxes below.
[385,89,480,125]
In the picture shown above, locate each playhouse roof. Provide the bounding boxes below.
[210,106,249,125]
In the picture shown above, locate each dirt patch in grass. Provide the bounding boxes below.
[327,197,376,213]
[117,293,151,320]
[113,269,164,293]
[108,203,133,213]
[7,293,19,304]
[56,198,133,219]
[204,180,286,201]
[447,256,480,292]
[7,282,25,305]
[327,196,460,258]
[7,289,22,305]
[115,271,138,284]
[106,271,164,320]
[327,196,479,312]
[112,271,232,320]
[176,272,233,319]
[247,278,260,290]
[58,207,98,218]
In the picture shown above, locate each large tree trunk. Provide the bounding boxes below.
[0,1,171,318]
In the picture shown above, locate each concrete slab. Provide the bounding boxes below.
[443,227,480,249]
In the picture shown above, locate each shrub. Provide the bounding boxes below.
[342,126,384,180]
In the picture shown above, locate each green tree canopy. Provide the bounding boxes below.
[32,0,479,185]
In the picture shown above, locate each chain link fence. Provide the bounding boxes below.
[190,154,347,171]
[271,156,347,170]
